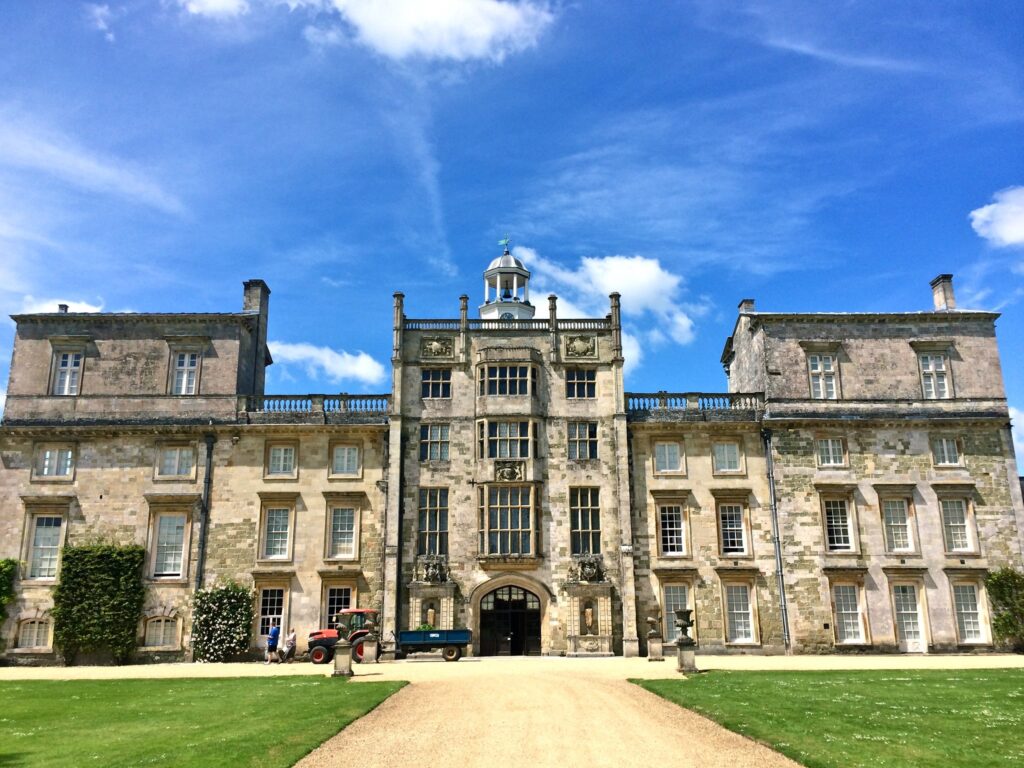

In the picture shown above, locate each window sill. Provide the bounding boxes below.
[712,471,746,478]
[653,471,687,477]
[29,477,75,484]
[944,550,982,558]
[327,474,362,481]
[139,645,182,652]
[21,578,57,587]
[725,640,760,647]
[323,556,358,564]
[147,577,190,586]
[152,475,197,483]
[824,550,860,557]
[8,647,54,654]
[262,475,299,482]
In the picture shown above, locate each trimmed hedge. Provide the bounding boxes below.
[51,543,146,665]
[986,567,1024,651]
[191,582,255,662]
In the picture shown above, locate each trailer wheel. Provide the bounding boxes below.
[310,646,330,665]
[442,645,462,662]
[351,639,365,664]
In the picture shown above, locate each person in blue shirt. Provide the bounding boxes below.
[266,624,281,664]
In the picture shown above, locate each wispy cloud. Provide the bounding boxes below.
[179,0,250,18]
[970,186,1024,249]
[0,116,185,215]
[761,37,924,73]
[268,340,387,386]
[19,296,105,314]
[85,4,117,42]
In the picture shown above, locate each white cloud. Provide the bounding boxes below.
[1011,407,1024,460]
[19,296,104,314]
[328,0,553,61]
[0,117,184,215]
[970,187,1024,248]
[179,0,250,17]
[269,340,386,386]
[86,4,116,42]
[761,37,923,73]
[513,245,700,376]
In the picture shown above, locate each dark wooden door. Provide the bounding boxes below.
[479,586,541,656]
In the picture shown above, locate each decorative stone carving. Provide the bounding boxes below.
[417,555,449,584]
[494,460,524,482]
[646,614,662,638]
[674,607,695,647]
[421,337,454,358]
[581,638,600,652]
[564,335,597,358]
[567,553,605,583]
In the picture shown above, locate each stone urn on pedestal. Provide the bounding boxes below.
[674,608,697,674]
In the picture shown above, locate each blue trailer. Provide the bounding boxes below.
[397,628,472,661]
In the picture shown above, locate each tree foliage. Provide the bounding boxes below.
[191,582,255,662]
[985,567,1024,651]
[51,543,147,665]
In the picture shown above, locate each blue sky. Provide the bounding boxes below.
[1,1,1022,448]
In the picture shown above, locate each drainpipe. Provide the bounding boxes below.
[761,428,791,652]
[195,433,217,590]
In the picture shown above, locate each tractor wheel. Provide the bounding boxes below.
[309,645,329,665]
[442,645,462,662]
[351,639,365,664]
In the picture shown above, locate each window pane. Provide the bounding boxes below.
[824,499,852,551]
[330,508,356,558]
[713,443,740,471]
[264,509,290,558]
[725,584,753,642]
[882,499,911,551]
[719,505,746,554]
[332,445,359,474]
[659,506,685,555]
[893,585,921,641]
[953,584,982,641]
[29,516,63,578]
[326,587,352,630]
[259,589,284,636]
[663,585,689,642]
[941,499,970,551]
[154,514,186,576]
[655,442,681,472]
[833,584,863,643]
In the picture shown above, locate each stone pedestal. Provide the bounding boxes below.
[333,640,353,677]
[677,648,697,674]
[362,634,379,664]
[648,636,664,661]
[568,634,613,656]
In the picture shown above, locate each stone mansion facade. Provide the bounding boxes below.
[2,253,1023,662]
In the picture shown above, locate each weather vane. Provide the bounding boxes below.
[498,234,511,252]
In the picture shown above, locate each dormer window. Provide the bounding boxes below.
[808,354,838,399]
[172,352,199,395]
[919,353,950,399]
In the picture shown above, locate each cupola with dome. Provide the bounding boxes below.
[479,239,535,320]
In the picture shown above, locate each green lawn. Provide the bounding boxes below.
[0,676,404,768]
[637,669,1024,768]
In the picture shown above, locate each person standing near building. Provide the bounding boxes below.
[282,628,297,663]
[266,624,281,664]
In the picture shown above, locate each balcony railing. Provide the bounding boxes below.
[242,394,390,422]
[403,317,611,331]
[626,392,764,420]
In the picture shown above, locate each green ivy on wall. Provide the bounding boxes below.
[191,582,255,662]
[986,567,1024,652]
[51,543,146,665]
[0,559,17,640]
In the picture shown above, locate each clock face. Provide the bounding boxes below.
[500,312,515,320]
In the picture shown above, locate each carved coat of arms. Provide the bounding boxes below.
[421,337,454,358]
[565,336,597,358]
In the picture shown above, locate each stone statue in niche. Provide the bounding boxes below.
[565,335,597,358]
[426,605,436,628]
[495,462,524,481]
[583,602,595,635]
[421,337,454,358]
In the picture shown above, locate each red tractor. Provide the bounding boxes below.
[307,608,381,664]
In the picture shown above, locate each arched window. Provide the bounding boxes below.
[144,617,178,648]
[17,619,51,649]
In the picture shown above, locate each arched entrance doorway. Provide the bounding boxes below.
[479,585,542,656]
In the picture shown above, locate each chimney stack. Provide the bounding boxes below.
[930,274,955,311]
[738,298,755,313]
[242,279,271,395]
[58,304,69,313]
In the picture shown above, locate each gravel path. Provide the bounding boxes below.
[295,660,801,768]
